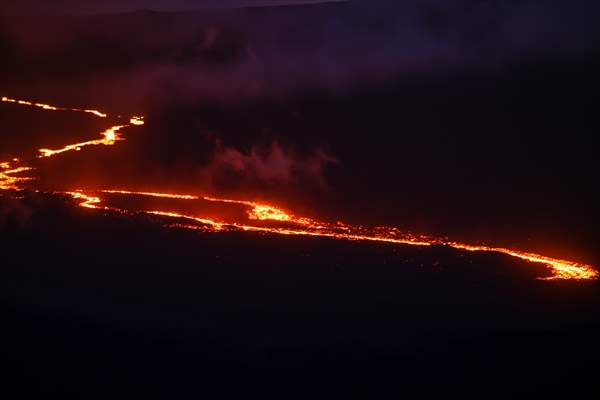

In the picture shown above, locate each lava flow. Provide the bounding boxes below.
[67,189,597,280]
[1,96,107,118]
[38,125,127,158]
[0,161,33,190]
[0,95,597,281]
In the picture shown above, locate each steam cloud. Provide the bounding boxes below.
[209,141,337,188]
[0,0,595,196]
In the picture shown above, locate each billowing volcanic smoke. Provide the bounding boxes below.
[209,140,337,188]
[0,95,597,281]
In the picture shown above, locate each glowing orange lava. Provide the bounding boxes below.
[0,163,34,190]
[103,190,314,225]
[2,96,107,118]
[71,189,598,280]
[129,116,145,126]
[38,125,127,157]
[202,195,316,225]
[102,190,199,200]
[1,95,597,281]
[65,191,102,209]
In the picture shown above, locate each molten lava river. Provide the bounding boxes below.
[1,95,597,281]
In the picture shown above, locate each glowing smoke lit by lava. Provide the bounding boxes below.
[0,95,597,281]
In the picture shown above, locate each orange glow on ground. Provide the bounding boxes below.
[64,191,102,209]
[38,125,127,158]
[1,95,597,281]
[102,190,200,200]
[70,189,598,281]
[129,116,145,125]
[0,162,34,190]
[2,96,107,118]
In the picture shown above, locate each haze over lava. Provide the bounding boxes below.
[1,95,596,280]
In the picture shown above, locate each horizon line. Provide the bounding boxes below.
[0,0,350,17]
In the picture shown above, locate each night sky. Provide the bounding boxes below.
[0,0,347,15]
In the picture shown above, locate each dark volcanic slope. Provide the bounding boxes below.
[1,193,598,397]
[0,3,597,396]
[1,4,597,262]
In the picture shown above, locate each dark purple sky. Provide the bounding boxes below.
[0,0,347,15]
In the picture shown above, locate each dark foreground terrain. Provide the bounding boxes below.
[1,192,598,397]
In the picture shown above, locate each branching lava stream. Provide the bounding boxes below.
[1,95,597,281]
